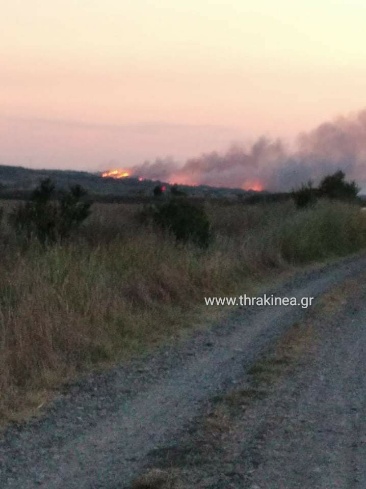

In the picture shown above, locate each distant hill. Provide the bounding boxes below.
[0,164,271,202]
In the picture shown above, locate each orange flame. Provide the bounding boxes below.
[242,180,264,192]
[101,169,131,179]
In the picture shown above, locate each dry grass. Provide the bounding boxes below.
[201,314,317,446]
[247,322,315,388]
[131,468,180,489]
[0,198,365,423]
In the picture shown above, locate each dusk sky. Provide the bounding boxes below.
[2,1,366,186]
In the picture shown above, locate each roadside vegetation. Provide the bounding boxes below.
[292,170,359,208]
[1,175,366,423]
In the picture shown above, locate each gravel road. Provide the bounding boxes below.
[1,254,366,488]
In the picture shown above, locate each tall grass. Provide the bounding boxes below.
[1,199,365,422]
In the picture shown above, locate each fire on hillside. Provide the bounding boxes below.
[100,168,265,192]
[242,180,264,192]
[101,169,131,179]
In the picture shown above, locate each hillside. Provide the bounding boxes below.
[0,164,265,202]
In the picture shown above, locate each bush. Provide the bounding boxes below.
[318,170,359,201]
[148,199,212,248]
[58,184,91,239]
[10,178,91,244]
[292,181,317,208]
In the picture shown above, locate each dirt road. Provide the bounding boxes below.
[1,254,366,488]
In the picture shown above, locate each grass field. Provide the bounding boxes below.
[1,198,366,423]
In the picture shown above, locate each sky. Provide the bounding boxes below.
[2,0,366,188]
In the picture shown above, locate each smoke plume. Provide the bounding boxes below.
[129,110,366,191]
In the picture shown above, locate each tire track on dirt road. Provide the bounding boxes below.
[1,254,366,488]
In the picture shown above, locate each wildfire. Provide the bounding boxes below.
[242,180,264,192]
[101,169,131,179]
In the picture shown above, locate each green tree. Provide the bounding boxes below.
[318,170,359,200]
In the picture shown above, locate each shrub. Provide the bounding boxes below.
[151,198,212,248]
[9,178,91,244]
[318,170,359,201]
[58,184,91,239]
[10,178,58,243]
[292,181,317,208]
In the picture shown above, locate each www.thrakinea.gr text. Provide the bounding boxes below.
[204,294,315,309]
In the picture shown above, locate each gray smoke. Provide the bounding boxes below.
[129,110,366,191]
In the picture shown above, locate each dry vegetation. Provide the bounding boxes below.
[0,198,366,423]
